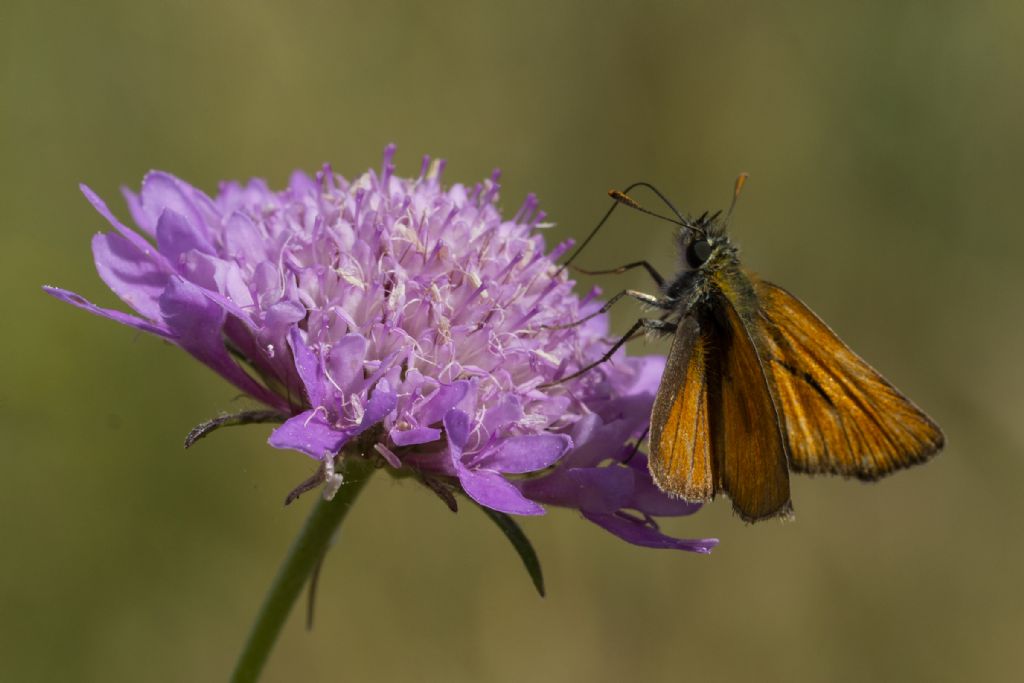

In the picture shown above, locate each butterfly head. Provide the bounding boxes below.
[603,186,740,274]
[678,211,737,271]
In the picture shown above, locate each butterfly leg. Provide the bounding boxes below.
[543,289,671,331]
[626,317,676,340]
[572,261,666,288]
[623,425,650,465]
[542,317,677,386]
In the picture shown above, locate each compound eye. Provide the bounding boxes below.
[687,239,713,268]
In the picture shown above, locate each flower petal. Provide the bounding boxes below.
[390,426,441,447]
[160,277,289,411]
[473,433,572,473]
[268,409,346,459]
[518,466,632,513]
[459,469,545,516]
[121,186,151,236]
[352,381,397,435]
[623,457,704,516]
[288,169,317,197]
[80,184,172,271]
[419,380,470,426]
[268,383,396,460]
[155,208,215,266]
[582,511,718,553]
[326,334,368,393]
[562,414,637,469]
[443,409,471,453]
[139,171,217,241]
[443,409,545,515]
[181,252,254,310]
[92,231,169,322]
[288,327,326,407]
[222,211,266,265]
[264,301,307,342]
[619,354,666,396]
[482,394,524,433]
[43,286,170,336]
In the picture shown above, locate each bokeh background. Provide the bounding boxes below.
[3,1,1022,681]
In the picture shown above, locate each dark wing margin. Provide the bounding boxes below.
[711,293,793,522]
[754,278,944,480]
[649,317,715,503]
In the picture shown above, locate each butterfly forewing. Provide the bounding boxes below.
[753,278,944,480]
[710,291,792,521]
[649,291,793,521]
[649,317,715,502]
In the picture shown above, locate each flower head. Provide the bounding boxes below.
[45,146,716,553]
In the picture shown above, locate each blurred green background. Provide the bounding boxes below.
[3,1,1022,681]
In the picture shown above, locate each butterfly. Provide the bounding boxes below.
[558,177,944,522]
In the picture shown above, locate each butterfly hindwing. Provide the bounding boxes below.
[753,278,944,480]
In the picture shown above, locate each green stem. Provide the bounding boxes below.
[231,455,376,683]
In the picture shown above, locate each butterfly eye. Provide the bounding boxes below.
[687,239,713,268]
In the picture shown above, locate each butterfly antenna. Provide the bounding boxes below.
[723,172,749,228]
[622,181,688,224]
[608,190,686,227]
[559,181,690,274]
[608,189,708,240]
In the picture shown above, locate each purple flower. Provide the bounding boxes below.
[45,145,716,553]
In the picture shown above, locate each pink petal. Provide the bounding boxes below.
[80,184,172,271]
[472,433,572,473]
[459,469,545,516]
[139,171,217,242]
[268,410,345,459]
[91,232,170,322]
[155,208,214,266]
[287,327,326,407]
[43,286,170,337]
[419,380,470,426]
[518,466,632,513]
[443,409,471,452]
[582,511,718,553]
[390,427,441,447]
[160,277,289,411]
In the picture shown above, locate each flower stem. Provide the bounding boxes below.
[231,455,376,683]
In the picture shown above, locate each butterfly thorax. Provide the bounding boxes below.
[663,224,753,323]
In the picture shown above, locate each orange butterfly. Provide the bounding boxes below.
[562,178,944,522]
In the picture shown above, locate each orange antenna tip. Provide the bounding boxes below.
[724,173,750,226]
[609,190,641,209]
[733,173,749,200]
